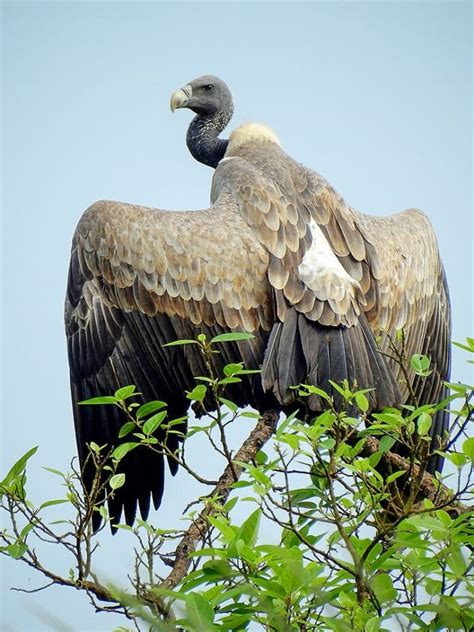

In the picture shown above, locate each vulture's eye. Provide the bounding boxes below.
[203,84,214,93]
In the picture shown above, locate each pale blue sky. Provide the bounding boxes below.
[1,2,472,630]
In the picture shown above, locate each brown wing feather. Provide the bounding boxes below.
[355,210,452,472]
[289,162,451,416]
[74,193,271,331]
[66,177,276,528]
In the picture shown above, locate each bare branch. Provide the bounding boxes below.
[157,409,279,592]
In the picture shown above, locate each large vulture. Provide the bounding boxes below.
[65,75,451,528]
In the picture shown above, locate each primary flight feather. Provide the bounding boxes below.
[66,75,451,528]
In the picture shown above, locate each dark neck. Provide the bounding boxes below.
[186,108,232,168]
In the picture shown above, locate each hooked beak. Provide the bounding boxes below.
[170,84,192,112]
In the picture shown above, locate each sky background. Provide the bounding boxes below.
[1,1,472,630]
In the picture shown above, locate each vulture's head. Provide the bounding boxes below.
[170,75,233,119]
[170,75,234,168]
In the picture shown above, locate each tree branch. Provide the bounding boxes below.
[359,437,471,515]
[157,409,279,592]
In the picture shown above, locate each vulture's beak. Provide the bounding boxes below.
[170,84,192,112]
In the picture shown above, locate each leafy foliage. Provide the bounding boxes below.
[1,336,473,630]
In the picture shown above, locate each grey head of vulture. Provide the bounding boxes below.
[170,75,234,167]
[65,75,451,530]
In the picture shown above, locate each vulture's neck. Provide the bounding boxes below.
[186,108,233,168]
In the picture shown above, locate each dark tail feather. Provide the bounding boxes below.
[276,309,306,403]
[262,321,285,404]
[426,383,450,475]
[262,310,306,405]
[262,310,401,412]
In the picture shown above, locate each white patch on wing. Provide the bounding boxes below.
[229,122,280,149]
[298,219,359,292]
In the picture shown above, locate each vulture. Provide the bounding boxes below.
[65,75,451,529]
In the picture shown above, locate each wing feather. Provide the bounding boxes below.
[66,175,275,527]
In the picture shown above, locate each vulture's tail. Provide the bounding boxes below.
[261,310,401,412]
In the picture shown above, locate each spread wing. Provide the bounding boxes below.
[236,144,451,473]
[355,210,452,472]
[289,166,451,471]
[66,172,276,527]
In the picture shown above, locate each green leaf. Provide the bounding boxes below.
[463,437,474,462]
[445,381,472,393]
[230,480,252,489]
[136,400,167,420]
[42,467,65,478]
[112,442,139,461]
[39,499,68,510]
[20,523,35,539]
[3,543,28,559]
[275,409,299,438]
[452,337,474,353]
[162,339,199,347]
[118,422,136,438]
[386,470,406,484]
[365,617,381,632]
[202,559,235,579]
[410,353,432,376]
[417,412,432,436]
[241,463,271,489]
[98,505,108,520]
[218,397,238,412]
[379,435,396,453]
[186,384,207,402]
[88,444,101,458]
[114,523,133,532]
[240,411,261,419]
[255,450,268,465]
[355,391,369,413]
[0,446,38,499]
[223,362,244,376]
[207,516,236,543]
[425,577,442,596]
[222,496,239,513]
[446,546,467,577]
[185,593,215,630]
[114,385,136,400]
[371,573,397,604]
[445,452,468,468]
[237,509,261,548]
[167,416,187,429]
[143,410,167,435]
[79,396,117,405]
[319,436,336,450]
[109,473,126,490]
[372,410,403,427]
[217,376,242,385]
[1,446,38,487]
[211,332,254,343]
[328,379,350,399]
[298,384,331,401]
